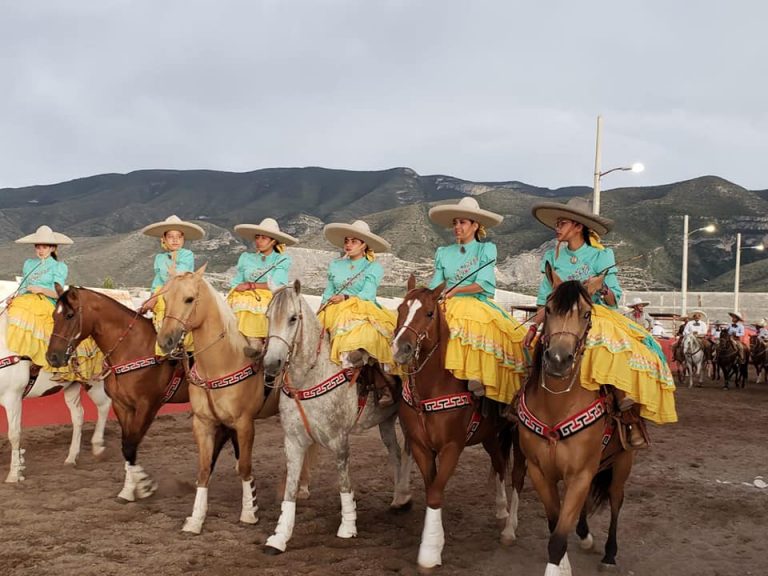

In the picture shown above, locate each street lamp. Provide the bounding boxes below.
[734,232,765,313]
[592,115,645,215]
[681,215,716,316]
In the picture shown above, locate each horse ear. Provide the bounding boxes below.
[407,274,416,292]
[55,282,65,297]
[194,262,208,277]
[433,281,446,297]
[293,279,301,294]
[545,261,562,289]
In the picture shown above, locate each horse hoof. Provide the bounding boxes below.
[264,546,284,556]
[417,564,440,575]
[115,496,133,505]
[599,562,618,572]
[239,511,259,525]
[499,533,517,546]
[92,445,107,458]
[182,517,204,534]
[64,457,77,465]
[579,533,594,550]
[5,475,24,483]
[297,486,310,500]
[389,498,413,513]
[336,524,358,539]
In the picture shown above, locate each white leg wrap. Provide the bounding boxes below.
[131,464,158,499]
[559,552,572,576]
[417,507,444,569]
[544,563,561,576]
[266,500,296,552]
[336,492,357,538]
[182,487,209,534]
[6,449,26,483]
[501,489,519,544]
[579,532,594,550]
[239,479,259,524]
[117,461,136,501]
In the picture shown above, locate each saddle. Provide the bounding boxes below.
[603,388,651,451]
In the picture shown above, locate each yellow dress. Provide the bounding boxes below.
[227,288,272,338]
[152,290,194,354]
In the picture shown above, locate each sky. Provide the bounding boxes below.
[1,0,766,191]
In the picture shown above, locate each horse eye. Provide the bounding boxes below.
[184,297,194,304]
[65,312,74,320]
[290,314,298,323]
[427,311,434,318]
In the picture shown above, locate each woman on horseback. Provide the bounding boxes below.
[524,197,677,447]
[139,215,205,353]
[318,220,397,406]
[227,218,297,358]
[5,225,101,380]
[426,197,528,405]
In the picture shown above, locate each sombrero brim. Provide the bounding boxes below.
[141,220,205,241]
[531,201,614,236]
[234,224,298,246]
[690,310,708,318]
[324,224,391,253]
[728,312,744,322]
[428,204,503,229]
[15,231,73,245]
[630,301,651,308]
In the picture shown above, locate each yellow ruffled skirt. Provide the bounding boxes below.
[152,290,194,354]
[6,293,104,382]
[443,296,528,404]
[318,297,397,370]
[580,305,677,424]
[226,288,271,338]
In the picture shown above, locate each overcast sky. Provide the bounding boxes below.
[1,0,765,191]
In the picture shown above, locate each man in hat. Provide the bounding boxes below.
[683,310,709,337]
[727,312,747,363]
[624,297,653,331]
[757,319,768,341]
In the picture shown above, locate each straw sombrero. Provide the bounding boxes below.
[323,220,391,253]
[628,297,651,308]
[16,225,73,245]
[141,215,205,241]
[729,311,744,322]
[531,197,614,236]
[428,197,503,229]
[234,218,298,246]
[690,309,707,320]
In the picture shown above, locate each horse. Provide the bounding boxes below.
[156,265,274,534]
[46,285,190,501]
[716,329,748,390]
[681,333,706,388]
[518,264,634,575]
[672,337,687,384]
[261,280,412,554]
[390,276,525,573]
[0,309,110,483]
[749,335,768,384]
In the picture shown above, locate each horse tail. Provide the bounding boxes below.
[587,466,613,515]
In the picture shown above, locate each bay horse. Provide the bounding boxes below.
[1,311,110,483]
[390,276,525,573]
[46,285,189,501]
[156,265,270,534]
[518,264,634,575]
[749,336,768,384]
[681,333,706,388]
[717,329,748,390]
[261,280,412,554]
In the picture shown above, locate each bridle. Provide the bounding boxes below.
[539,295,593,395]
[50,298,84,361]
[396,293,441,376]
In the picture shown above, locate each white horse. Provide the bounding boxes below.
[0,310,111,483]
[262,281,412,554]
[682,333,706,388]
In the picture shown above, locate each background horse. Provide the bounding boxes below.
[156,265,268,534]
[47,285,190,502]
[749,335,768,384]
[391,276,525,573]
[261,280,412,554]
[716,329,748,389]
[518,264,634,575]
[1,309,109,483]
[681,333,706,388]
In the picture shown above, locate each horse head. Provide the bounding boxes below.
[264,280,306,378]
[391,274,445,367]
[682,333,699,355]
[540,262,594,379]
[156,264,208,354]
[47,284,90,367]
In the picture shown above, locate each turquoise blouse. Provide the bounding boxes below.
[231,251,291,288]
[321,258,383,304]
[18,257,68,302]
[428,241,496,300]
[536,243,622,308]
[151,248,195,291]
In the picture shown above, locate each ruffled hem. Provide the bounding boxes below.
[319,297,396,366]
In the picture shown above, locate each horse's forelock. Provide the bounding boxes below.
[266,284,298,321]
[548,280,590,316]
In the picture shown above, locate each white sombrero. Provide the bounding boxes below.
[755,318,767,328]
[323,220,391,253]
[16,225,73,245]
[628,297,651,308]
[141,215,205,241]
[729,311,744,322]
[428,197,503,229]
[689,309,708,319]
[234,218,298,246]
[531,197,614,236]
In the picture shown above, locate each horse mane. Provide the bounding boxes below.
[524,341,544,394]
[548,280,591,315]
[198,277,243,350]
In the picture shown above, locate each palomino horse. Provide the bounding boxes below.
[156,265,269,534]
[518,265,634,575]
[681,333,706,388]
[47,285,190,501]
[261,280,412,554]
[749,336,768,384]
[717,329,748,389]
[1,311,110,483]
[391,277,525,573]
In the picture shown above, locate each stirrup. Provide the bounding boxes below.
[467,379,485,397]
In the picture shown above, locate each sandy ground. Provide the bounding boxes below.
[1,376,766,576]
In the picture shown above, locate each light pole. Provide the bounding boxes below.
[681,215,716,316]
[592,115,644,215]
[734,233,764,313]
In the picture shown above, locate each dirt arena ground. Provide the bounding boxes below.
[1,377,766,576]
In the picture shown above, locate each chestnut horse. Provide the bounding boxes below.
[518,265,635,575]
[46,285,190,501]
[391,276,525,573]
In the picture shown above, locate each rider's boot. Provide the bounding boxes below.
[617,396,648,449]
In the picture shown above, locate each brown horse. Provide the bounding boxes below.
[156,265,270,534]
[391,276,525,573]
[717,329,748,389]
[749,335,768,384]
[518,264,634,575]
[46,285,189,501]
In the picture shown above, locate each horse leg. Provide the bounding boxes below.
[62,382,85,465]
[576,507,594,551]
[234,418,258,526]
[265,435,308,554]
[116,402,160,503]
[379,416,413,511]
[526,462,564,576]
[297,443,317,500]
[601,454,633,569]
[84,379,110,458]
[483,434,517,545]
[182,415,217,534]
[329,434,358,539]
[546,472,594,576]
[3,394,25,483]
[409,441,441,571]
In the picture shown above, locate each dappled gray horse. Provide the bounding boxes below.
[682,333,706,388]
